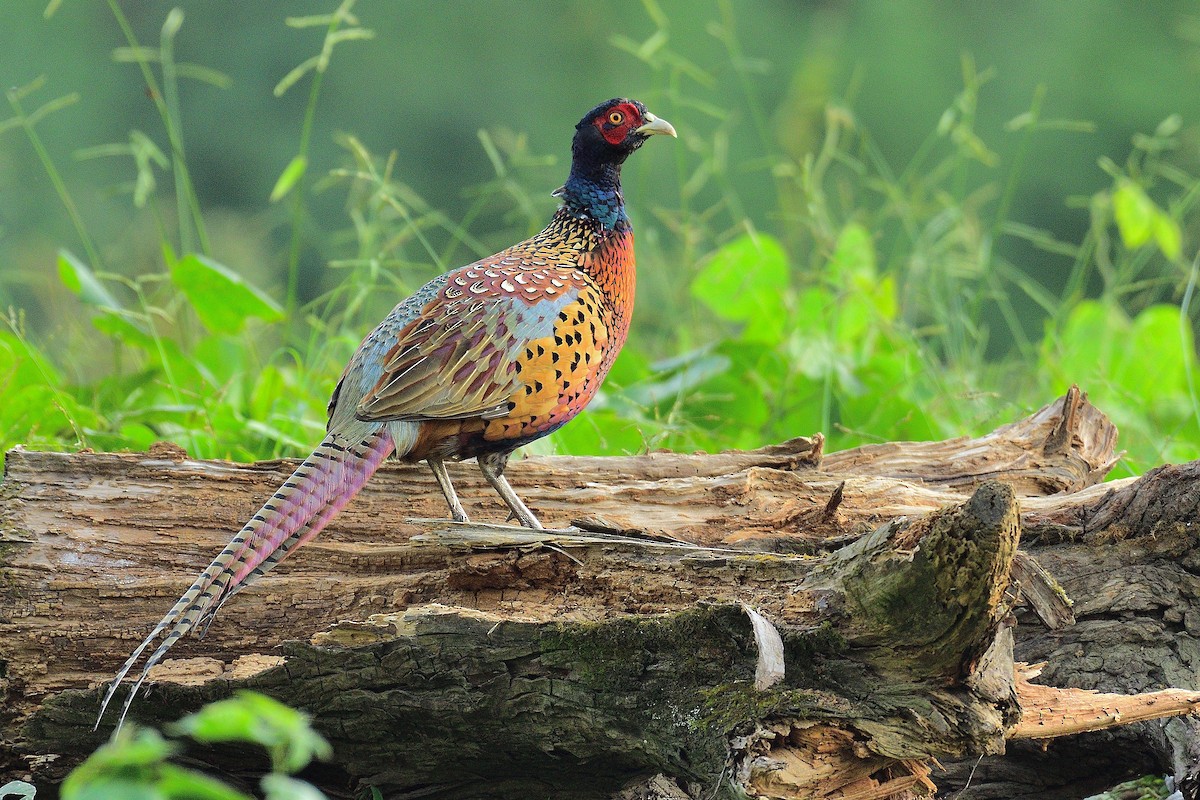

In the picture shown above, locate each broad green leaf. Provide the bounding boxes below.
[77,727,177,769]
[1045,300,1128,386]
[194,335,249,385]
[92,310,155,349]
[833,293,872,347]
[825,224,897,343]
[549,410,649,455]
[1111,304,1190,403]
[0,330,61,386]
[829,278,896,348]
[61,728,178,800]
[690,233,789,343]
[792,286,832,336]
[1112,181,1154,250]
[624,347,729,407]
[867,274,898,323]
[116,423,160,451]
[839,348,936,442]
[63,780,159,800]
[169,691,331,774]
[58,250,123,309]
[675,342,772,450]
[0,331,101,452]
[243,419,310,452]
[605,346,652,387]
[158,766,254,800]
[269,155,307,202]
[170,255,284,333]
[763,374,825,442]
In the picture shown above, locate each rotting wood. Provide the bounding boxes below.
[1010,662,1200,740]
[2,387,1199,799]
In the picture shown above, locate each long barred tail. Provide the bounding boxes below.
[95,426,395,731]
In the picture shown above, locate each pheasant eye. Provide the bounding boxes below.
[608,111,624,125]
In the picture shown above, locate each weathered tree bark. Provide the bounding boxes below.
[935,459,1200,799]
[1,388,1198,799]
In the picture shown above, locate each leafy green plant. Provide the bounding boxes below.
[62,692,330,800]
[1085,774,1171,800]
[0,4,366,464]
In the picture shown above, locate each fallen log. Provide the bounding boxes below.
[1,387,1198,798]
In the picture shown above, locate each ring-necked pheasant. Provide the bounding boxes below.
[96,98,675,729]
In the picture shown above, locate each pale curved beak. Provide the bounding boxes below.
[636,112,677,138]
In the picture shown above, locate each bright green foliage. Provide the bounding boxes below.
[690,233,790,344]
[61,727,247,800]
[1113,180,1181,261]
[60,693,329,800]
[168,254,285,334]
[3,3,1200,480]
[2,5,1197,797]
[169,691,333,775]
[261,776,330,800]
[27,242,332,462]
[1043,301,1200,471]
[0,326,100,454]
[58,250,123,310]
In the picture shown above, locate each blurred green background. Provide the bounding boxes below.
[2,0,1200,475]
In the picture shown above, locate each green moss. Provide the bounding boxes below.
[540,604,754,688]
[697,682,786,730]
[796,621,848,656]
[697,683,844,732]
[541,606,862,744]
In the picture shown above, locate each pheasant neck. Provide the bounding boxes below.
[561,163,627,230]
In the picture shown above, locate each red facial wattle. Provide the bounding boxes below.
[594,102,643,145]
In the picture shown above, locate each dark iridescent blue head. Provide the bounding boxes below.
[562,98,676,227]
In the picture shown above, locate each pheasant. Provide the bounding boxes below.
[96,98,675,729]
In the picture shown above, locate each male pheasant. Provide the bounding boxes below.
[96,98,675,729]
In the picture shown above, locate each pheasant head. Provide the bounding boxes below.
[561,98,676,228]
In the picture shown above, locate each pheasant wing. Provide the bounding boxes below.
[355,286,565,423]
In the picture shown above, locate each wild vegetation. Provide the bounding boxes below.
[3,2,1199,479]
[56,692,331,800]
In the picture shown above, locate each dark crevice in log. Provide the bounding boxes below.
[935,734,1164,799]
